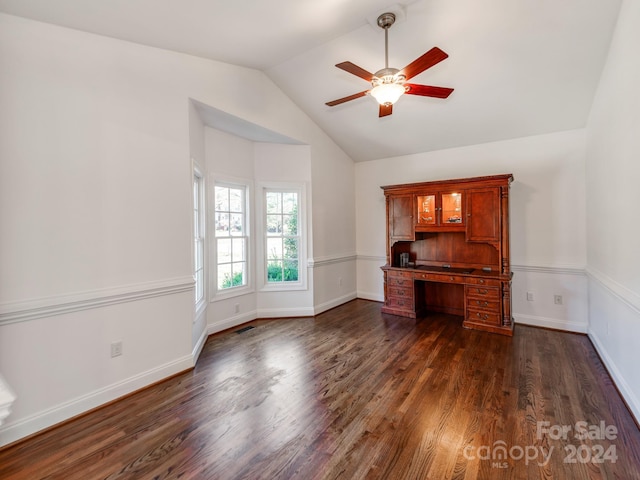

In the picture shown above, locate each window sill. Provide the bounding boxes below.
[211,285,255,302]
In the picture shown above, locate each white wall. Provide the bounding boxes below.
[0,13,357,446]
[355,129,589,332]
[585,0,640,421]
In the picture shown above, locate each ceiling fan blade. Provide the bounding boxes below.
[401,47,449,81]
[325,90,369,107]
[404,84,454,99]
[335,61,374,81]
[379,104,393,117]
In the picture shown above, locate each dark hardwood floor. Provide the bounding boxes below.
[1,299,640,479]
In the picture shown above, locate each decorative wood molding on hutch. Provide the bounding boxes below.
[381,174,514,336]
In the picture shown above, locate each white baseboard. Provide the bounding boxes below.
[0,354,193,448]
[314,292,357,315]
[588,329,640,424]
[256,306,315,318]
[357,291,384,302]
[192,328,208,364]
[207,310,258,335]
[514,313,588,333]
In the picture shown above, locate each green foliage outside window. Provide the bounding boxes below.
[267,200,299,283]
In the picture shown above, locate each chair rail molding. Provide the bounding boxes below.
[586,266,640,315]
[307,253,357,268]
[0,276,195,326]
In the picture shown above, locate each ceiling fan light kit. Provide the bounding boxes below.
[326,11,453,117]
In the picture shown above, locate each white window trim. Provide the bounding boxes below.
[256,181,308,292]
[193,166,206,314]
[210,175,254,302]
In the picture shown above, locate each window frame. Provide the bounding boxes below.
[193,168,206,310]
[258,182,307,292]
[211,178,253,300]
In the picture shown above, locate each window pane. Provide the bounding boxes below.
[215,213,229,237]
[266,192,281,214]
[229,188,243,212]
[217,238,231,264]
[282,214,297,235]
[283,192,296,214]
[231,262,245,286]
[267,260,282,282]
[215,186,229,211]
[267,237,282,259]
[283,259,298,282]
[284,237,298,259]
[218,263,232,289]
[230,213,243,235]
[195,240,203,269]
[266,214,282,236]
[232,238,245,262]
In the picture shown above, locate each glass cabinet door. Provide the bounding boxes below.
[441,192,463,224]
[416,195,436,225]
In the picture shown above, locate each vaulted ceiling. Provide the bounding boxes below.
[0,0,622,161]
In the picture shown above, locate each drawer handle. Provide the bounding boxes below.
[476,301,489,307]
[450,276,454,281]
[479,279,485,284]
[477,289,488,294]
[477,313,489,320]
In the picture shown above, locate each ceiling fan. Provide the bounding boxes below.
[326,12,453,117]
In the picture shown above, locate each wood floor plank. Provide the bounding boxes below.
[1,299,639,479]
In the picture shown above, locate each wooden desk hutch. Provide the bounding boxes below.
[381,174,514,336]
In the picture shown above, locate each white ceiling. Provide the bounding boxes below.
[0,0,622,162]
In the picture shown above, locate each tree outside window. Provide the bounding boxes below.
[215,185,247,290]
[265,191,299,283]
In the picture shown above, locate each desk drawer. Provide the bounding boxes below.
[387,286,414,298]
[465,285,500,300]
[466,308,501,326]
[414,272,464,284]
[388,276,412,288]
[387,270,413,279]
[387,295,413,309]
[467,298,500,311]
[465,277,500,287]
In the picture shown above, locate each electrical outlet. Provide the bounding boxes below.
[526,292,534,301]
[234,303,240,313]
[110,341,123,358]
[554,295,563,305]
[338,277,343,287]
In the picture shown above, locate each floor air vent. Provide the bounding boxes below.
[235,325,255,334]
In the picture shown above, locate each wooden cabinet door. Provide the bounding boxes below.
[389,195,414,241]
[466,188,499,242]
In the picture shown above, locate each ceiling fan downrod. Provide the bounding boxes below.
[377,12,396,70]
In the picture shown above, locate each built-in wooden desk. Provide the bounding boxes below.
[381,174,514,336]
[382,265,513,336]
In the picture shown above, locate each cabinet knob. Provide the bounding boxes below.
[467,213,471,217]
